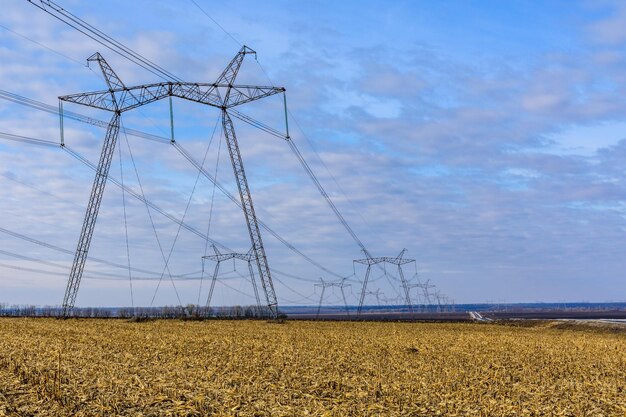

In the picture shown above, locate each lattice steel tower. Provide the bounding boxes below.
[60,47,284,317]
[353,249,416,316]
[203,245,262,311]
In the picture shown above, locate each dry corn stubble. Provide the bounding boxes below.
[0,318,625,416]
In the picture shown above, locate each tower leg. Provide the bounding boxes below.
[62,113,121,316]
[222,110,278,317]
[247,260,262,311]
[316,286,325,319]
[398,265,413,313]
[357,265,372,316]
[206,262,220,308]
[341,287,350,317]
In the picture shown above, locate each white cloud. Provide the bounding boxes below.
[588,1,626,44]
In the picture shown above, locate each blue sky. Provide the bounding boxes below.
[1,0,626,307]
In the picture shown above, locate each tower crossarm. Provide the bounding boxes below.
[224,85,285,108]
[203,253,236,262]
[203,252,254,262]
[315,281,350,288]
[383,257,415,265]
[353,257,386,265]
[353,256,414,265]
[60,82,284,113]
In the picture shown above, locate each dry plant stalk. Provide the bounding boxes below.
[0,319,624,416]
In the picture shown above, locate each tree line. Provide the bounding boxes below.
[0,303,281,319]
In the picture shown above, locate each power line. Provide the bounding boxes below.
[27,0,182,82]
[172,140,345,279]
[287,137,370,254]
[1,21,354,289]
[0,131,60,148]
[1,172,80,208]
[66,142,327,300]
[0,130,353,306]
[0,89,171,144]
[0,150,313,305]
[120,124,182,307]
[233,31,375,255]
[188,0,242,47]
[0,129,337,286]
[5,3,362,306]
[0,91,345,280]
[286,109,373,230]
[0,261,217,282]
[181,0,375,261]
[61,145,231,251]
[247,55,374,250]
[118,130,134,308]
[0,225,165,277]
[272,276,316,303]
[199,124,223,304]
[0,22,85,66]
[0,248,202,281]
[147,112,221,305]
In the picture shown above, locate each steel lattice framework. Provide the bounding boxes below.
[353,249,415,316]
[314,278,351,319]
[202,245,262,311]
[61,47,283,317]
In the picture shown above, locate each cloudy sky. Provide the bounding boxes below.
[1,0,626,308]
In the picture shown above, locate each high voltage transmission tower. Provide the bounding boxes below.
[314,277,351,319]
[364,289,384,306]
[406,282,422,307]
[202,245,262,311]
[418,279,436,307]
[60,47,285,317]
[353,249,415,316]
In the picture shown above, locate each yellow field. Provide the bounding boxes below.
[0,319,624,416]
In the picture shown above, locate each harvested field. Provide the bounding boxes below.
[0,319,625,416]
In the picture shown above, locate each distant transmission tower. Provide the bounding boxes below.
[353,249,415,316]
[314,277,351,319]
[203,245,262,311]
[418,279,436,310]
[407,283,422,311]
[365,289,384,306]
[59,47,285,317]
